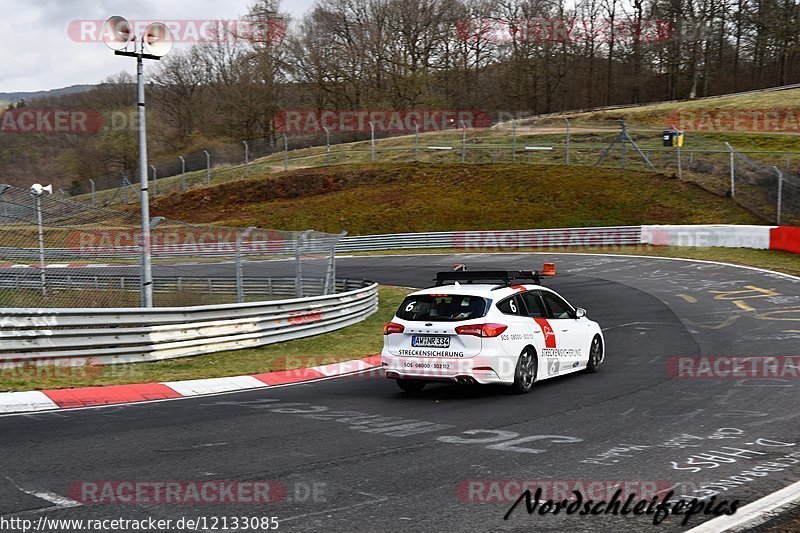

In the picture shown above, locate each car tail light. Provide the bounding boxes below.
[383,322,405,335]
[455,323,508,338]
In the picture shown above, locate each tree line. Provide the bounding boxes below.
[0,0,797,188]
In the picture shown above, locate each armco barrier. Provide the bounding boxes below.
[337,226,643,251]
[0,280,377,365]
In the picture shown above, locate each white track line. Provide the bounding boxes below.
[686,479,800,532]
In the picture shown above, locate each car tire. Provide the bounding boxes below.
[396,379,426,393]
[510,347,537,394]
[585,335,603,373]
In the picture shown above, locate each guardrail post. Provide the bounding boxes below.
[725,142,735,197]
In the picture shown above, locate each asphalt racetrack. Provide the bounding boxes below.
[1,253,798,532]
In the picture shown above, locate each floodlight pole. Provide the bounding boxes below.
[114,46,164,307]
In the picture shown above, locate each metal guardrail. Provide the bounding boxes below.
[0,226,643,259]
[336,226,643,251]
[0,279,378,365]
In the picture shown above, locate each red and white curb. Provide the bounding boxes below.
[0,355,380,414]
[0,263,131,269]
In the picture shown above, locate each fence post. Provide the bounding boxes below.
[150,164,157,196]
[564,117,570,165]
[512,120,517,163]
[774,166,783,225]
[89,179,96,207]
[323,127,331,165]
[203,150,211,185]
[235,226,256,303]
[295,230,312,298]
[179,156,186,191]
[121,176,128,205]
[461,120,467,163]
[676,143,682,179]
[283,134,289,171]
[414,123,419,162]
[243,140,249,177]
[724,142,735,197]
[369,121,375,161]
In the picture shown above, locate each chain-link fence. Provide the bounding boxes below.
[67,119,800,226]
[0,185,345,308]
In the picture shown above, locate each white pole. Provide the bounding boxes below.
[369,121,375,161]
[725,142,735,197]
[243,140,249,176]
[323,126,331,165]
[35,195,46,296]
[774,166,783,225]
[137,53,153,308]
[461,120,466,163]
[512,120,517,163]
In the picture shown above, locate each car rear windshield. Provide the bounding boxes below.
[396,294,490,322]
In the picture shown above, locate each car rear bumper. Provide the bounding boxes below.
[380,352,514,385]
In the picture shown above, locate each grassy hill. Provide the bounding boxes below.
[151,163,762,234]
[534,87,800,134]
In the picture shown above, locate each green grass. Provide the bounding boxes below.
[150,163,763,234]
[0,286,407,392]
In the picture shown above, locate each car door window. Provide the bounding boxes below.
[497,295,524,316]
[520,291,547,318]
[542,292,574,319]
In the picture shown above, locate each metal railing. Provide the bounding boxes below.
[0,279,377,365]
[336,226,643,251]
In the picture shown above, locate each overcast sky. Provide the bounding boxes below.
[0,0,316,93]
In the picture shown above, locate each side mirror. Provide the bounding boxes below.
[575,307,586,319]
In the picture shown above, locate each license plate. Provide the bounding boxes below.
[412,335,450,348]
